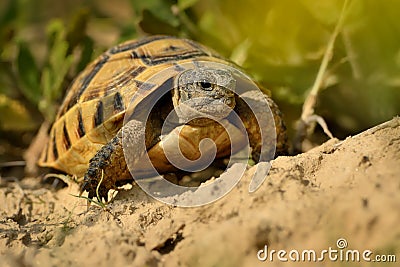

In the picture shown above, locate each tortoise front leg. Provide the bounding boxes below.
[80,119,148,201]
[234,91,288,162]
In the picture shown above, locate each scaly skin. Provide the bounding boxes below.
[81,86,288,201]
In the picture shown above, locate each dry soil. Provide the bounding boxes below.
[1,118,399,267]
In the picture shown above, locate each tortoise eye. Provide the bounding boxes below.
[200,81,212,90]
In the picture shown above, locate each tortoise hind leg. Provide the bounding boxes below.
[80,119,148,201]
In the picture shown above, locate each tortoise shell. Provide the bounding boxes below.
[38,36,237,177]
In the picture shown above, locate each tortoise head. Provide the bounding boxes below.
[173,68,236,124]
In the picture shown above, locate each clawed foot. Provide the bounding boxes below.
[79,137,120,202]
[80,172,110,202]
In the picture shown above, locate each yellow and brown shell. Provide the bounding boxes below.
[38,36,235,177]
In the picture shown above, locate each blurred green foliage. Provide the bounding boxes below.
[191,0,400,136]
[0,0,399,139]
[0,1,93,131]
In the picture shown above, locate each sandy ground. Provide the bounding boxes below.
[0,118,399,267]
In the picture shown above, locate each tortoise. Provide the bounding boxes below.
[38,35,288,200]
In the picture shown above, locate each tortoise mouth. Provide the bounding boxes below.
[175,96,235,124]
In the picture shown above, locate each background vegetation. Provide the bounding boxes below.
[0,0,399,162]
